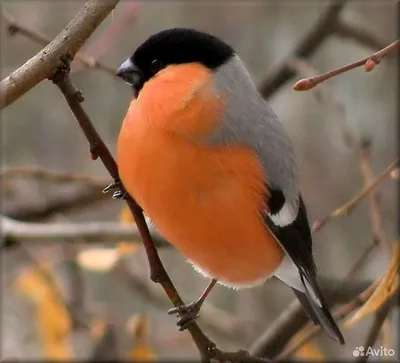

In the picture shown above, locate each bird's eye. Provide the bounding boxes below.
[150,59,163,73]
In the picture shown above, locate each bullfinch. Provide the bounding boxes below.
[114,28,345,344]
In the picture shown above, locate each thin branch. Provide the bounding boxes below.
[356,301,393,362]
[90,322,121,360]
[51,61,269,363]
[1,215,167,245]
[359,142,391,253]
[313,157,399,231]
[1,10,117,78]
[334,19,388,51]
[0,0,119,109]
[63,243,87,329]
[53,213,88,330]
[72,1,138,74]
[344,238,379,279]
[5,186,108,221]
[258,0,347,99]
[1,166,108,188]
[293,39,400,91]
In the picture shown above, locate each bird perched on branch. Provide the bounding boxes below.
[114,28,344,344]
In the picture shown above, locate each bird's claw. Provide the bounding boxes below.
[168,301,202,331]
[103,179,128,200]
[112,190,128,200]
[103,179,121,193]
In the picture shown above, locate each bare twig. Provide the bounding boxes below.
[359,142,391,253]
[63,243,87,329]
[1,10,118,78]
[294,39,400,91]
[72,1,138,74]
[313,157,399,231]
[0,0,119,109]
[5,187,108,221]
[356,301,393,362]
[258,0,347,99]
[1,215,166,245]
[335,20,387,51]
[51,213,88,330]
[90,322,121,360]
[344,238,380,279]
[1,166,108,187]
[52,61,269,363]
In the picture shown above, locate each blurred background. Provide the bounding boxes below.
[1,0,398,361]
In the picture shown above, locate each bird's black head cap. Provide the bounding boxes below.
[117,28,234,94]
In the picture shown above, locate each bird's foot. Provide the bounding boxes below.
[168,300,203,331]
[103,178,128,200]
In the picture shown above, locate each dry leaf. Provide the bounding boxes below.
[291,327,325,361]
[14,267,72,359]
[295,342,325,361]
[127,315,155,361]
[118,205,138,255]
[14,268,53,303]
[38,298,71,338]
[344,240,399,327]
[77,247,119,271]
[38,299,72,359]
[129,343,155,361]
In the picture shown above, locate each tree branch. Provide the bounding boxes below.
[0,0,119,109]
[90,322,121,360]
[334,19,388,51]
[1,167,108,188]
[293,39,400,91]
[313,157,399,231]
[258,0,347,99]
[2,10,117,78]
[5,186,108,222]
[356,301,393,362]
[1,215,167,245]
[359,142,391,253]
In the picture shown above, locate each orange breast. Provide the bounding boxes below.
[117,64,284,286]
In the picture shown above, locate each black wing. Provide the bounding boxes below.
[265,188,316,282]
[264,187,345,344]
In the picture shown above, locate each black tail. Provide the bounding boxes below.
[291,286,345,344]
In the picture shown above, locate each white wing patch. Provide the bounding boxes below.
[267,200,299,227]
[274,254,322,307]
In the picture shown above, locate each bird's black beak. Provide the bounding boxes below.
[116,58,143,95]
